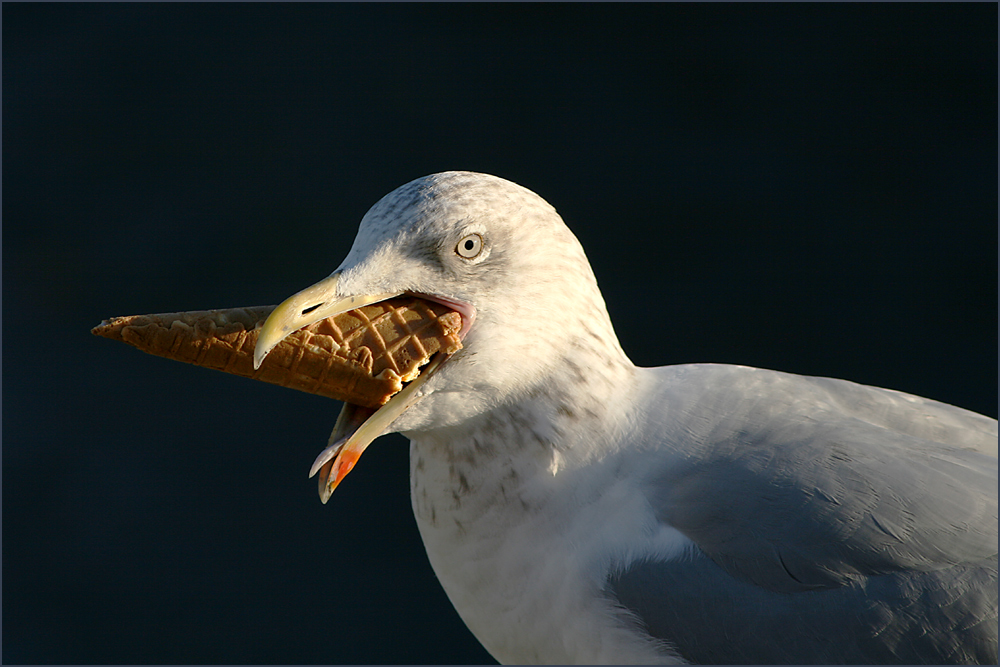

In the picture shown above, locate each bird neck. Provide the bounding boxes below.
[406,354,657,665]
[410,346,639,523]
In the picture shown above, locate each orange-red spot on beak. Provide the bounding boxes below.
[318,447,363,496]
[332,449,361,487]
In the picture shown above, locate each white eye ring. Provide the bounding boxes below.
[456,233,483,259]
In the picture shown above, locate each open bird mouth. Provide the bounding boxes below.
[254,273,475,502]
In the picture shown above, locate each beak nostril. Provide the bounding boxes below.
[301,303,323,316]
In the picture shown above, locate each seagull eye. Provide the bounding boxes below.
[456,234,483,259]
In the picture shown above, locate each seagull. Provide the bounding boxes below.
[253,171,997,664]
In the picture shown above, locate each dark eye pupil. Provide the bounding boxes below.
[464,240,475,250]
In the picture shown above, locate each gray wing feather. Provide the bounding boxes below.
[611,553,997,664]
[609,365,998,664]
[654,417,996,591]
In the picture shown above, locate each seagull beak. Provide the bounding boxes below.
[308,351,450,502]
[253,271,400,370]
[253,270,464,502]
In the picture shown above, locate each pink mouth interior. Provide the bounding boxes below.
[406,292,476,340]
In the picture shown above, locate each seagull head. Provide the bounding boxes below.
[254,171,625,499]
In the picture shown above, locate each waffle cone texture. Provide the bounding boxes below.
[92,298,463,408]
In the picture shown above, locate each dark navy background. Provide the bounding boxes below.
[4,4,996,664]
